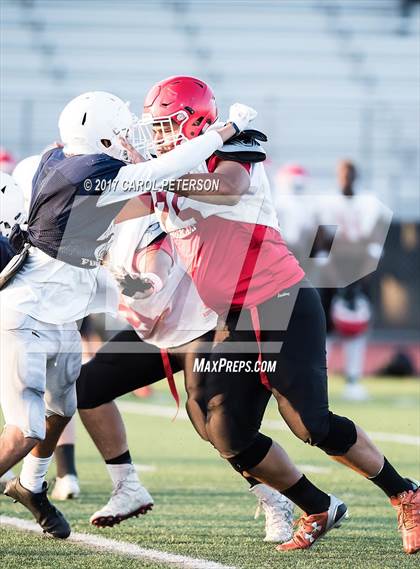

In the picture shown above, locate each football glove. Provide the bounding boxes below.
[228,103,257,132]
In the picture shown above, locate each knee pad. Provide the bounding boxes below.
[315,412,357,455]
[227,433,272,473]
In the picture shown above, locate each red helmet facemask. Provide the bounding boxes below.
[140,76,218,154]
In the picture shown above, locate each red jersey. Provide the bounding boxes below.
[170,156,304,314]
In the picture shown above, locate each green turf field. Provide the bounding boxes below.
[1,375,419,568]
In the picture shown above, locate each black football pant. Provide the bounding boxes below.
[76,328,270,455]
[202,281,357,461]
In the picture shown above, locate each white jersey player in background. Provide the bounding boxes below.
[314,160,385,401]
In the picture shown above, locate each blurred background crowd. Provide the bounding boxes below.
[1,0,419,390]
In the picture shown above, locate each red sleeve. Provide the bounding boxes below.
[206,154,251,174]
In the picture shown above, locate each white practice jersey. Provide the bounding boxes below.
[1,130,225,326]
[151,160,279,236]
[108,218,217,349]
[271,193,317,249]
[1,248,119,325]
[316,193,384,242]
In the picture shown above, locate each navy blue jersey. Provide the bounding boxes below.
[27,148,127,268]
[0,234,15,271]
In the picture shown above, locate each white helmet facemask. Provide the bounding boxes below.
[0,172,27,237]
[58,91,147,162]
[135,111,189,156]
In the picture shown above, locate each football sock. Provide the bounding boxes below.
[282,475,330,515]
[55,444,77,478]
[105,450,132,465]
[20,453,53,494]
[105,451,137,488]
[369,457,415,497]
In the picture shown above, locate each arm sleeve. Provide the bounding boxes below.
[98,130,224,207]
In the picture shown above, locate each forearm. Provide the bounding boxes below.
[115,195,154,223]
[167,173,242,205]
[99,130,228,206]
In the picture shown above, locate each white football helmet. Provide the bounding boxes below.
[0,172,27,237]
[58,91,138,161]
[12,154,42,209]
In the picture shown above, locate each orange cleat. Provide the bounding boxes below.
[277,495,348,551]
[391,485,420,554]
[132,386,153,398]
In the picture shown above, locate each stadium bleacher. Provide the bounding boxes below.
[1,0,418,218]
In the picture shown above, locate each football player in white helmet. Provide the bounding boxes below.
[0,172,27,492]
[12,154,42,210]
[0,89,257,539]
[0,171,27,239]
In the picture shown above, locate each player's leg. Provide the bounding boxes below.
[51,416,80,500]
[0,413,15,491]
[342,334,369,400]
[179,334,295,542]
[0,426,38,474]
[198,302,348,551]
[77,328,179,526]
[51,317,99,500]
[198,336,343,548]
[1,315,78,539]
[259,282,419,552]
[0,310,46,473]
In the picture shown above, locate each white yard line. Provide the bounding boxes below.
[296,464,332,474]
[0,516,236,569]
[118,401,420,447]
[134,463,157,473]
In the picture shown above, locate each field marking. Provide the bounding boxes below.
[0,516,236,569]
[296,464,332,474]
[118,401,420,447]
[134,463,157,473]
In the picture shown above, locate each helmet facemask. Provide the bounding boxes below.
[97,109,140,163]
[128,115,156,160]
[137,110,190,156]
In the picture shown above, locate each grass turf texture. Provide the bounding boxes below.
[1,375,419,569]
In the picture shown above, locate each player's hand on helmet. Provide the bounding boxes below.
[119,136,146,164]
[228,103,257,132]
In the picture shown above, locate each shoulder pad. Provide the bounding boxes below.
[214,129,268,163]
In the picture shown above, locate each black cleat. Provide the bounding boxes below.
[4,477,71,539]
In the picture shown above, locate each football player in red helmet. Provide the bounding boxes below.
[136,76,419,554]
[143,75,218,155]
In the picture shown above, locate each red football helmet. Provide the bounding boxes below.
[141,76,218,152]
[0,148,16,174]
[331,293,371,337]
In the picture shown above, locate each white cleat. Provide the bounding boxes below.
[342,383,369,401]
[90,476,154,528]
[250,483,294,542]
[51,474,81,500]
[0,469,15,494]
